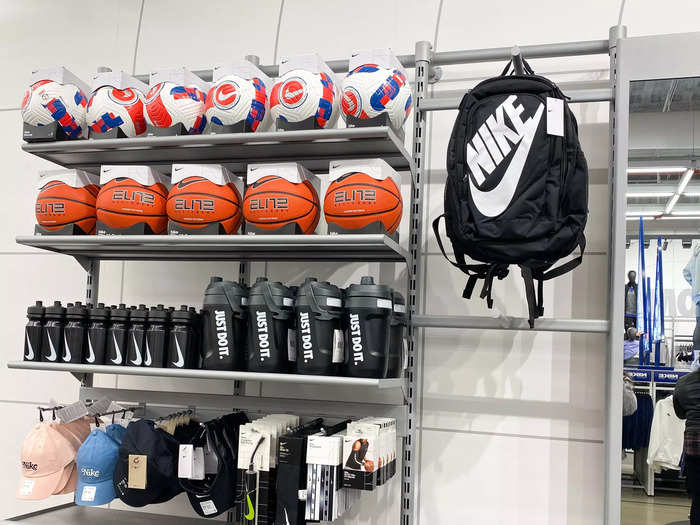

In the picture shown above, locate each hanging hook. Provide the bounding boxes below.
[52,408,56,421]
[94,416,100,428]
[39,408,44,423]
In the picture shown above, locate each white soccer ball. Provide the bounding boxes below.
[204,75,269,132]
[21,80,88,138]
[144,82,207,134]
[341,64,413,130]
[87,86,147,137]
[269,69,338,128]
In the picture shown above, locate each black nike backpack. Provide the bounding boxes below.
[432,59,588,327]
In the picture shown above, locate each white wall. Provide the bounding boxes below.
[3,1,700,523]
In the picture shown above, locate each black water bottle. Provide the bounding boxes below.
[387,291,407,378]
[295,278,344,376]
[190,307,202,369]
[126,305,148,367]
[63,302,88,364]
[201,277,248,371]
[24,301,44,362]
[344,277,393,378]
[167,305,196,369]
[85,303,110,365]
[144,305,169,368]
[106,304,130,366]
[41,301,66,363]
[247,277,294,373]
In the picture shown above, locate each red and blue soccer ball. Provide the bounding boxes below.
[21,80,88,139]
[87,87,147,138]
[144,82,207,134]
[341,64,413,130]
[269,69,338,128]
[204,75,269,132]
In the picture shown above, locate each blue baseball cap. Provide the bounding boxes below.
[105,424,126,445]
[75,430,119,506]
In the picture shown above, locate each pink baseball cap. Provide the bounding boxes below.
[17,424,76,500]
[50,422,85,495]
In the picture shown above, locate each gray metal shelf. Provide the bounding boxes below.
[7,361,404,389]
[414,314,609,333]
[20,126,413,174]
[15,234,408,263]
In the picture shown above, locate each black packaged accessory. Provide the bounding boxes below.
[126,305,148,367]
[294,278,344,376]
[41,301,66,363]
[344,276,392,378]
[433,58,588,327]
[247,277,294,374]
[63,301,88,364]
[24,301,44,362]
[106,304,129,366]
[180,412,249,518]
[85,303,110,365]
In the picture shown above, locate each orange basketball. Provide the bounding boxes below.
[167,177,242,234]
[243,175,319,234]
[35,181,99,234]
[324,172,402,233]
[96,177,168,234]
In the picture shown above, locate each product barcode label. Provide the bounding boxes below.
[288,329,297,361]
[326,297,342,307]
[394,303,406,313]
[200,499,218,515]
[81,485,96,502]
[57,401,89,423]
[332,329,344,363]
[376,299,392,309]
[283,297,294,307]
[87,398,113,416]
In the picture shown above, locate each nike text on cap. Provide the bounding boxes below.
[17,424,77,500]
[113,419,185,507]
[75,429,119,506]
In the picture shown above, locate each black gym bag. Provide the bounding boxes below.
[433,59,589,327]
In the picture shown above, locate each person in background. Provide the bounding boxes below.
[684,243,700,363]
[674,370,700,524]
[624,327,640,366]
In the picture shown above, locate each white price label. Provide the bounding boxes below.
[332,329,344,364]
[377,299,392,309]
[81,485,97,502]
[546,97,564,137]
[200,499,218,515]
[19,479,34,496]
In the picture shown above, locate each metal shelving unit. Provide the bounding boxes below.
[16,234,408,264]
[20,126,413,174]
[11,33,623,525]
[6,360,403,389]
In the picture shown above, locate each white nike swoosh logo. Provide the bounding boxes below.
[24,333,35,360]
[46,335,57,361]
[172,336,184,367]
[130,333,142,365]
[284,508,290,525]
[62,334,71,362]
[144,339,152,366]
[110,333,122,364]
[86,336,96,363]
[468,103,544,217]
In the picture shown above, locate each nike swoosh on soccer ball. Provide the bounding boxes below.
[468,103,544,217]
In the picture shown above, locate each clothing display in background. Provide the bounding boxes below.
[622,393,654,450]
[647,395,685,472]
[625,271,638,330]
[684,244,700,349]
[623,376,638,417]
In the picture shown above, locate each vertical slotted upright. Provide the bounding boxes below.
[401,40,431,525]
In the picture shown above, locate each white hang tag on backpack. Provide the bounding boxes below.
[546,97,564,137]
